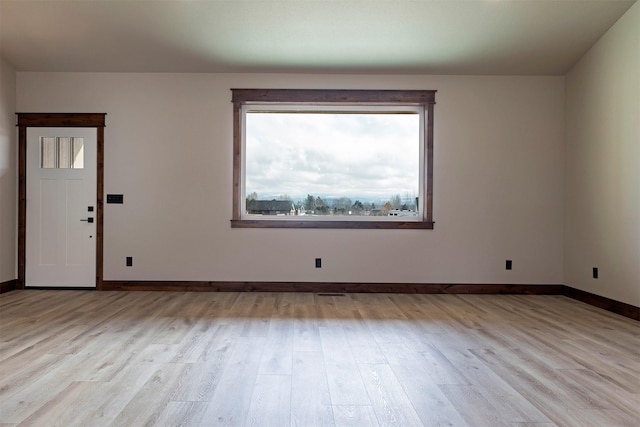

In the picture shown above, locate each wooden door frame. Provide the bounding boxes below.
[17,113,106,290]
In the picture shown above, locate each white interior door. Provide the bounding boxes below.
[26,127,97,287]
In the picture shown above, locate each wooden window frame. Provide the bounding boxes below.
[231,89,436,229]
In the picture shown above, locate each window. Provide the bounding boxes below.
[231,89,436,229]
[40,136,84,169]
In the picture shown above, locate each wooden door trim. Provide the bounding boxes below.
[16,113,106,290]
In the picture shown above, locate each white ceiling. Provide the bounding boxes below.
[0,0,636,75]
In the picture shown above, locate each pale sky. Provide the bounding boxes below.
[245,112,420,203]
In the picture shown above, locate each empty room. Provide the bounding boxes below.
[0,1,638,426]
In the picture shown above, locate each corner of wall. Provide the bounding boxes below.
[0,57,18,283]
[563,2,640,306]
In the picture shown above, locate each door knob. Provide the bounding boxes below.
[80,217,94,223]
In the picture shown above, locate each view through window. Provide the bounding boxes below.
[245,108,421,218]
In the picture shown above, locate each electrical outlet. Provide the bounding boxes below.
[315,258,322,268]
[506,260,512,270]
[126,256,133,267]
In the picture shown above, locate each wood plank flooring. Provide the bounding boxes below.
[0,290,638,426]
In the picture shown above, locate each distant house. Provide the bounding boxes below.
[246,200,295,216]
[388,209,418,217]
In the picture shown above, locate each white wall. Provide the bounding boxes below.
[0,58,17,283]
[16,73,565,285]
[565,2,640,306]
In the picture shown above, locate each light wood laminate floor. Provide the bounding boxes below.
[1,291,638,426]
